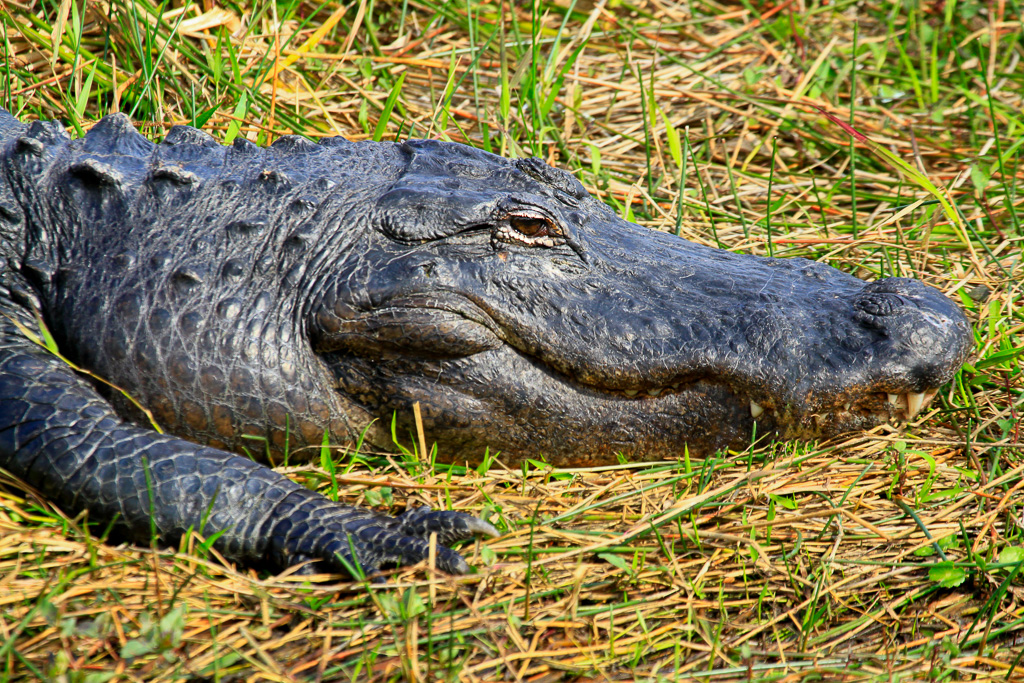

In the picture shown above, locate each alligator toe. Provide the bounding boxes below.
[394,506,501,545]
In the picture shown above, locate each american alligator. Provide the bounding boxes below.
[0,110,971,575]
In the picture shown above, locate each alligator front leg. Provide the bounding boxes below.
[0,290,498,577]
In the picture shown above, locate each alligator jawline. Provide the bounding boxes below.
[341,335,945,446]
[598,382,938,416]
[577,377,943,438]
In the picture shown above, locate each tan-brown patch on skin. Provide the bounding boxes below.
[149,369,170,390]
[308,398,330,423]
[181,400,207,432]
[236,424,262,444]
[149,395,177,430]
[330,418,361,447]
[211,404,234,441]
[266,401,288,428]
[199,366,225,395]
[298,420,323,447]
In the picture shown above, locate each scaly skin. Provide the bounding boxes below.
[0,110,970,575]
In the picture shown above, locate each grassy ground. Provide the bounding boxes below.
[1,0,1022,680]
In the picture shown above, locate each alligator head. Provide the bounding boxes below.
[307,140,972,465]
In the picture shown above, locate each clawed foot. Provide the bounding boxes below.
[275,499,499,578]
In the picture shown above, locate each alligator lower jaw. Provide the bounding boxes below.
[598,383,943,438]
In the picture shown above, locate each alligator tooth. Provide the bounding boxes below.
[887,393,899,406]
[647,387,662,397]
[906,392,925,418]
[624,389,639,397]
[750,401,764,418]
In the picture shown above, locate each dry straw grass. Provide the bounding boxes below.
[1,0,1022,680]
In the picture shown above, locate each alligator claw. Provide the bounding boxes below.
[276,501,497,578]
[394,505,501,544]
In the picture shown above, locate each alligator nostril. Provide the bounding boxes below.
[854,292,910,317]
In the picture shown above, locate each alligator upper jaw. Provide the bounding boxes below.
[332,285,967,422]
[321,269,970,462]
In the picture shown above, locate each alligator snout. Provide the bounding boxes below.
[852,277,972,389]
[705,273,972,447]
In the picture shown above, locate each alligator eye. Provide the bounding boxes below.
[494,213,565,247]
[510,216,550,238]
